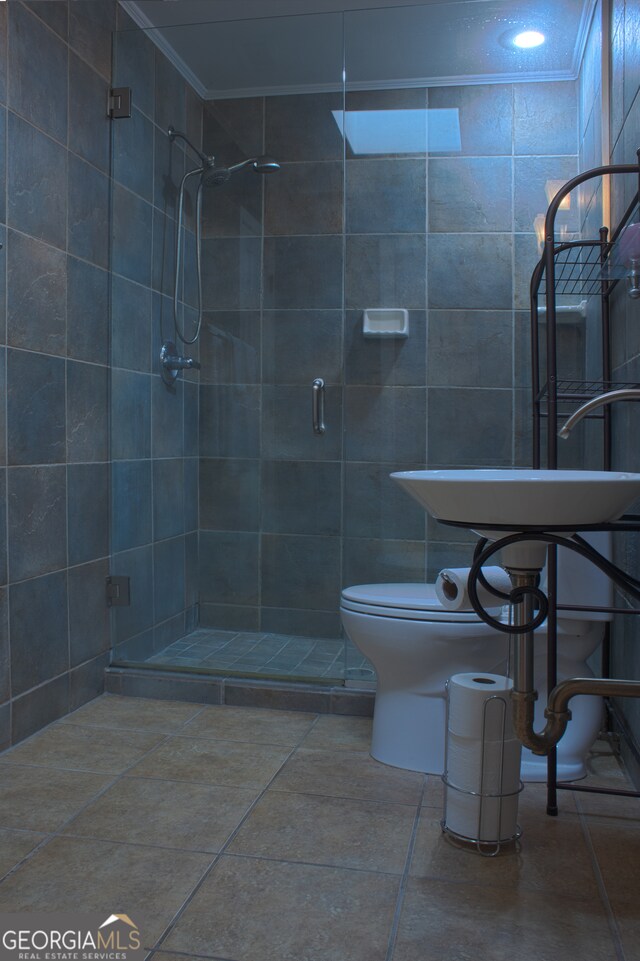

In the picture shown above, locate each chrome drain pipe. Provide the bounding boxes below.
[508,571,640,756]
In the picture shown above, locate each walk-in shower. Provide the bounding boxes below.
[109,1,588,690]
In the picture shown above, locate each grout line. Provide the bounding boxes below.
[575,796,627,961]
[384,777,427,961]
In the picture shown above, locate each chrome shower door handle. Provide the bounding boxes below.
[312,378,325,435]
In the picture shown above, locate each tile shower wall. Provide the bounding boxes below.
[198,81,578,635]
[0,0,117,747]
[109,10,201,664]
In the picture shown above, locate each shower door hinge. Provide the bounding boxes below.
[108,87,132,119]
[106,575,131,607]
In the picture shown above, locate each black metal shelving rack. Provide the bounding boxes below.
[530,154,640,815]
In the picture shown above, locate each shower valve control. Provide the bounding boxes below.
[161,340,201,384]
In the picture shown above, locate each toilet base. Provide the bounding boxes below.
[371,688,446,773]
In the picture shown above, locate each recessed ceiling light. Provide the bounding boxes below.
[513,30,545,49]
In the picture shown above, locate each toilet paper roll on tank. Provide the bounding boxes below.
[435,566,512,612]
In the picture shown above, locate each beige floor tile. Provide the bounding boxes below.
[299,714,373,752]
[3,723,165,774]
[611,906,640,961]
[0,836,212,947]
[163,854,399,961]
[0,763,113,832]
[409,812,600,897]
[574,784,640,820]
[62,776,258,852]
[228,790,416,873]
[0,828,46,877]
[585,819,640,904]
[182,705,317,745]
[392,877,616,961]
[64,694,204,732]
[128,736,290,789]
[271,747,424,804]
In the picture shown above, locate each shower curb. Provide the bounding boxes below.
[104,666,375,716]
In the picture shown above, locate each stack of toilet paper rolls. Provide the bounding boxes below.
[443,673,522,844]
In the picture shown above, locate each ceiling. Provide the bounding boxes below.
[121,0,595,100]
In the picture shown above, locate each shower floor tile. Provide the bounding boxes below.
[147,626,376,682]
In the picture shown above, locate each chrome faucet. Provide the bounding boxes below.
[558,387,640,438]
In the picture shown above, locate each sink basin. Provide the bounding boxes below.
[391,469,640,536]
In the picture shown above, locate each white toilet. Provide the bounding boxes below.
[340,533,612,779]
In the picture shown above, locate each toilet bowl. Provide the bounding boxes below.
[340,533,612,779]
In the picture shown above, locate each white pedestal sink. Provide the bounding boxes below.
[391,469,640,568]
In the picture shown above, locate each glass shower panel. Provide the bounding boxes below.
[109,11,357,682]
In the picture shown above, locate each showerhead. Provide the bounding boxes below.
[198,154,280,188]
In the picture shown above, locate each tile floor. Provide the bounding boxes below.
[146,628,375,682]
[0,693,638,961]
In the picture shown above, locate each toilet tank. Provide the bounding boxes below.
[552,530,613,623]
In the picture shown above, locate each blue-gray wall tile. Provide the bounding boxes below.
[0,4,6,106]
[342,537,425,588]
[8,466,66,581]
[67,258,109,366]
[263,310,343,385]
[199,531,259,606]
[154,536,186,623]
[202,166,263,239]
[11,674,69,745]
[262,385,342,461]
[111,274,152,373]
[345,309,425,386]
[111,368,151,461]
[262,460,341,536]
[113,106,154,202]
[7,350,65,465]
[68,52,110,173]
[261,533,341,611]
[0,588,7,703]
[153,130,185,221]
[183,380,199,457]
[0,473,6,585]
[9,3,67,143]
[7,230,66,354]
[8,113,67,249]
[0,108,6,224]
[260,608,341,640]
[112,545,154,645]
[112,184,153,287]
[346,159,426,234]
[10,570,68,695]
[201,237,262,310]
[184,458,198,533]
[68,559,110,668]
[200,602,259,632]
[155,51,186,135]
[265,92,344,162]
[151,208,179,298]
[67,361,108,463]
[200,385,260,458]
[514,155,579,233]
[427,387,513,467]
[427,310,513,388]
[428,234,512,310]
[111,459,152,554]
[28,2,68,41]
[263,236,343,309]
[152,373,184,459]
[200,458,259,532]
[203,97,264,164]
[200,311,260,385]
[69,0,115,81]
[428,84,513,156]
[344,386,426,462]
[68,463,109,566]
[113,20,155,120]
[429,157,512,232]
[68,154,110,269]
[514,82,578,155]
[154,458,186,541]
[346,235,426,309]
[69,652,109,711]
[343,462,425,540]
[265,162,343,236]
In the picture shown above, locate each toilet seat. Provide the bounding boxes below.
[340,583,501,622]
